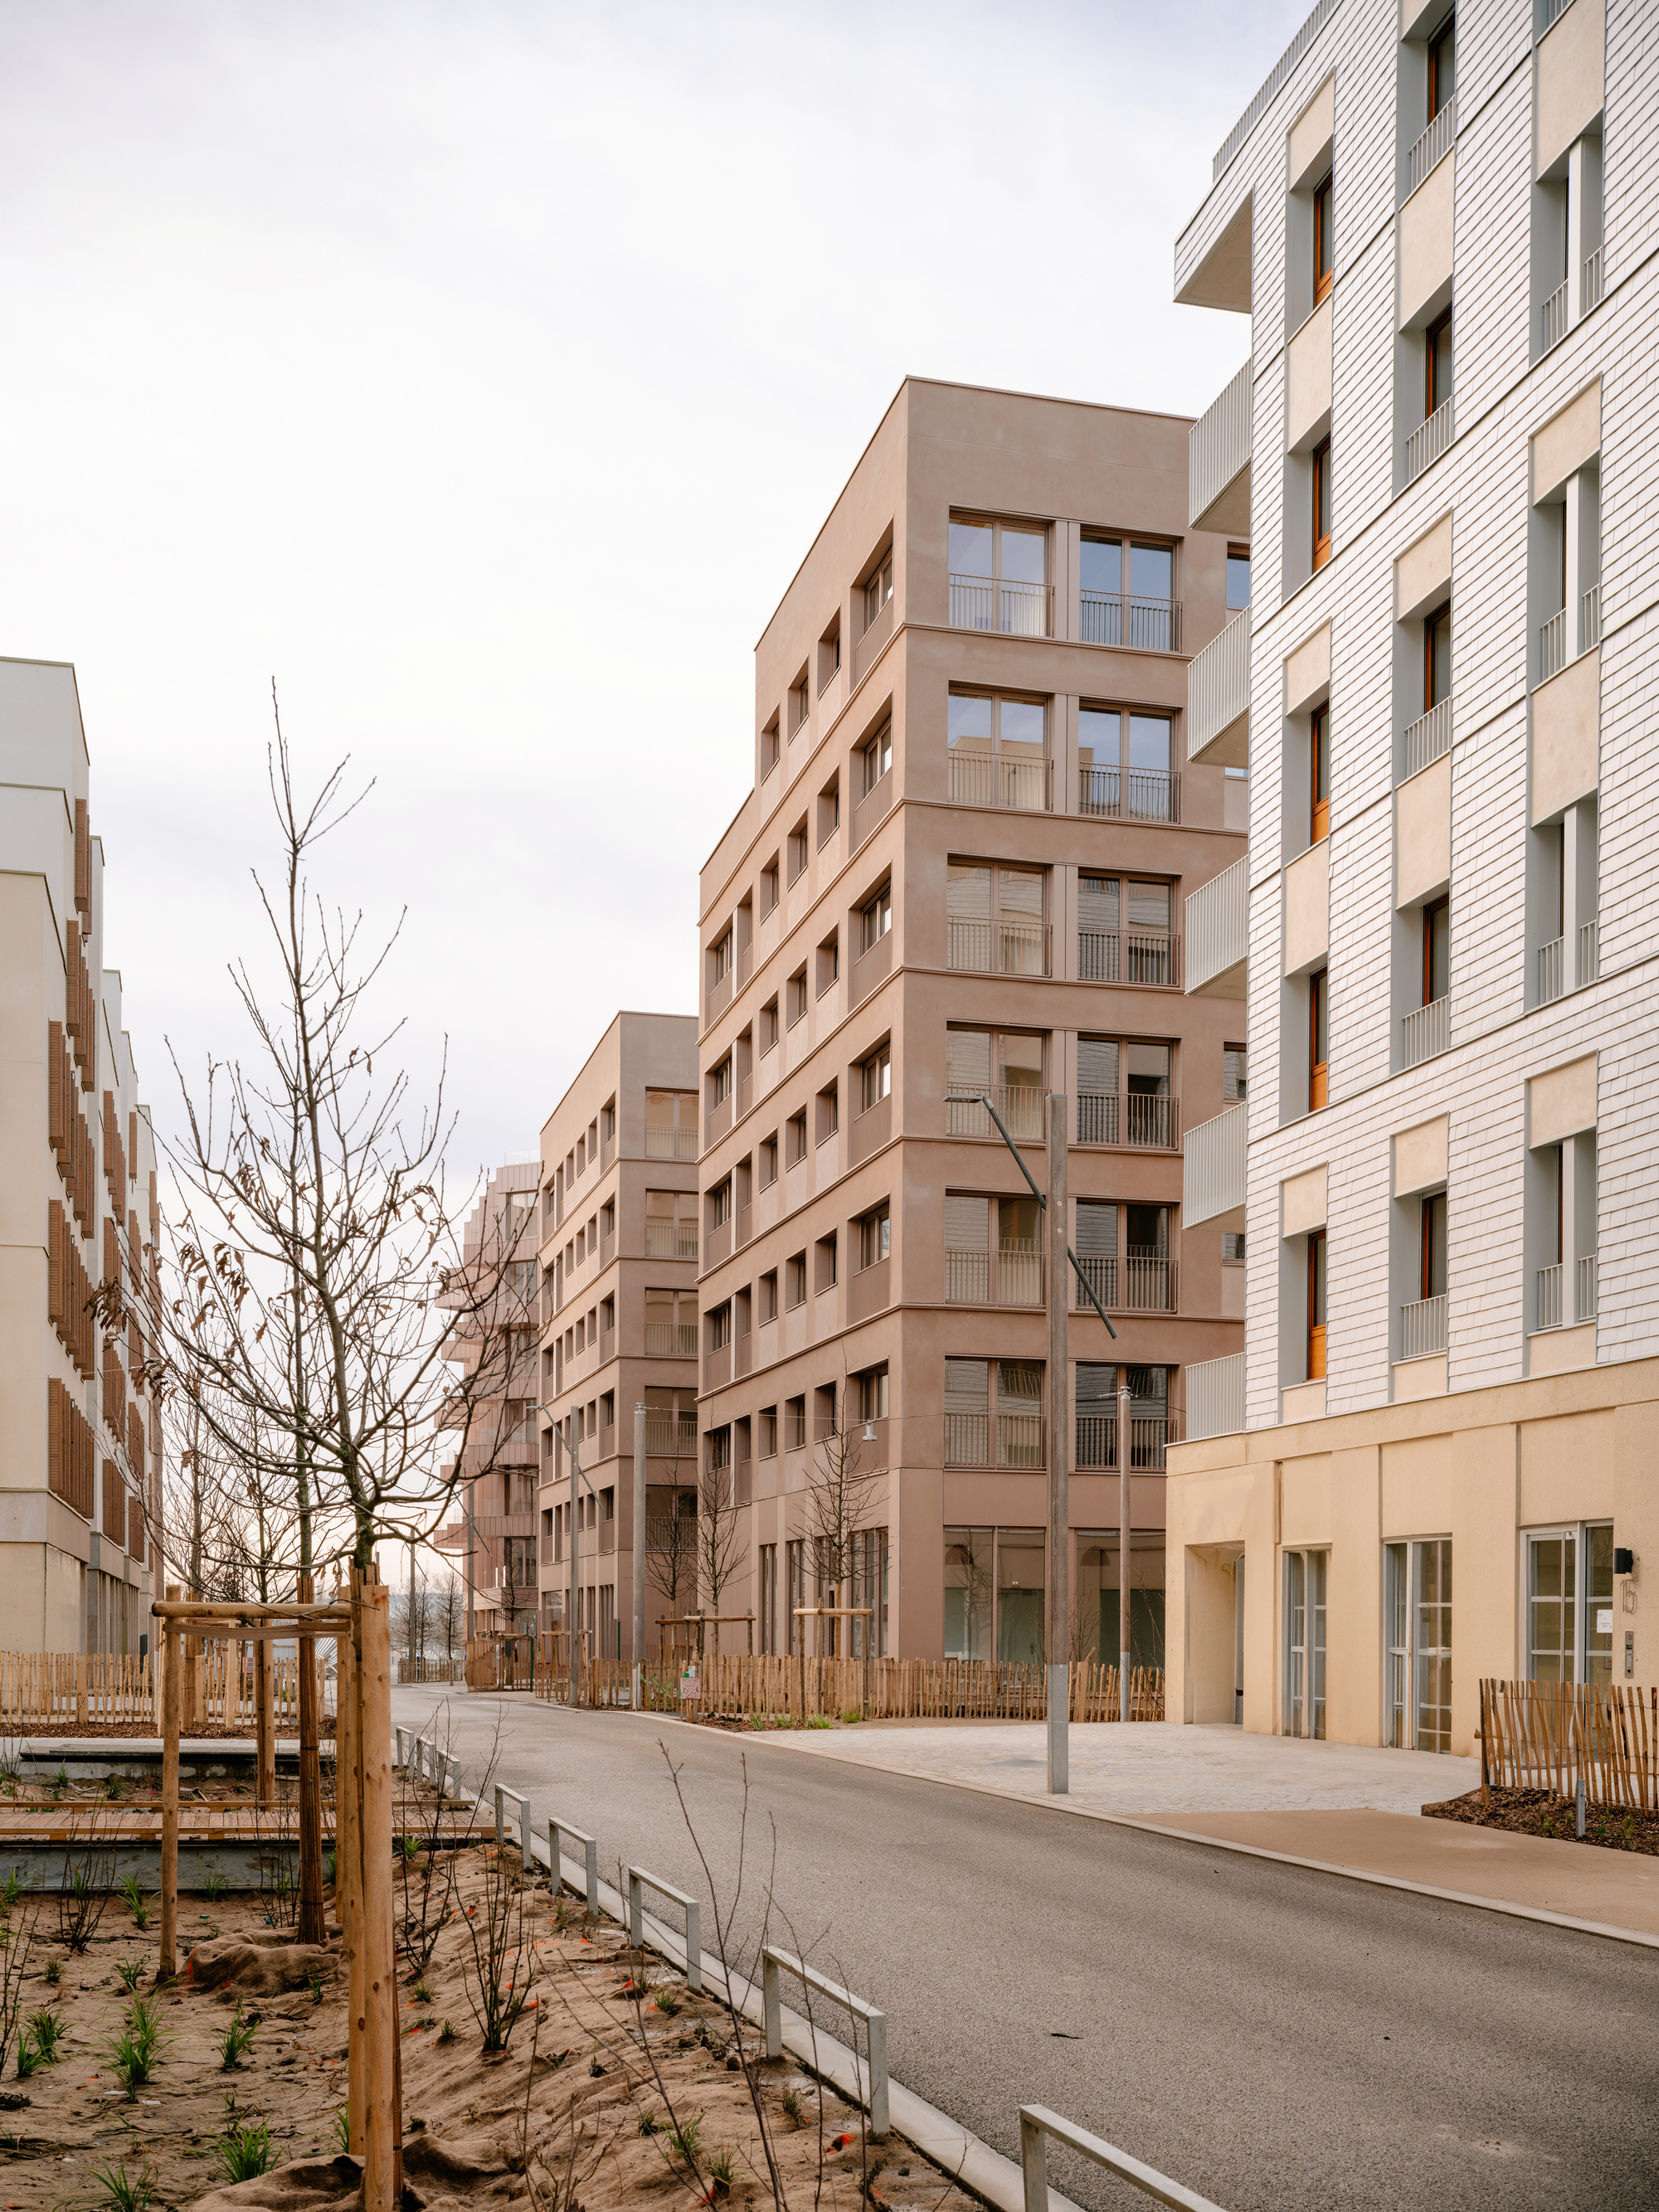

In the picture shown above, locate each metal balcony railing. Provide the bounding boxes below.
[1078,764,1180,824]
[1579,917,1598,986]
[645,1126,698,1161]
[1075,1091,1180,1149]
[1539,608,1568,683]
[948,576,1053,638]
[1406,95,1456,196]
[1581,581,1601,653]
[1188,608,1250,761]
[1538,936,1564,1006]
[946,919,1051,977]
[1185,855,1247,991]
[942,1412,988,1467]
[997,1412,1044,1467]
[1073,1254,1177,1313]
[1536,1262,1563,1332]
[1578,1253,1598,1323]
[1078,928,1180,989]
[1405,396,1453,484]
[1189,358,1253,527]
[947,752,1053,811]
[1541,279,1569,354]
[645,1414,698,1459]
[1399,1293,1447,1361]
[1187,1352,1245,1441]
[645,1321,698,1359]
[946,1083,1045,1142]
[944,1241,1044,1307]
[1183,1100,1246,1230]
[1584,245,1604,312]
[1403,994,1450,1068]
[1074,1412,1178,1470]
[1403,697,1452,780]
[1078,594,1182,653]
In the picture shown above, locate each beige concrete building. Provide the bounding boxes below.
[1164,0,1657,1755]
[0,656,162,1650]
[536,1014,698,1661]
[694,378,1245,1664]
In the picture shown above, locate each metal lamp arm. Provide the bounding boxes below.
[978,1092,1117,1339]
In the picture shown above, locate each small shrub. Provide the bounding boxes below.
[15,2033,41,2079]
[637,2110,660,2137]
[219,2004,257,2071]
[216,2116,275,2183]
[307,1966,325,2004]
[806,1714,833,1730]
[668,2112,704,2168]
[58,1844,114,1953]
[331,2107,350,2155]
[120,1878,150,1931]
[839,1709,863,1725]
[105,1775,124,1802]
[89,2157,158,2212]
[411,1979,431,2005]
[0,1874,20,1913]
[115,1959,144,1993]
[42,1959,61,1987]
[26,2009,64,2063]
[436,2019,458,2045]
[651,1986,681,2017]
[708,2149,735,2195]
[108,1993,164,2100]
[202,1871,226,1903]
[781,2085,802,2125]
[324,1853,336,1886]
[51,1766,69,1801]
[398,1835,421,1863]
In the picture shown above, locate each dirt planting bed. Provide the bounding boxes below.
[1424,1786,1659,1854]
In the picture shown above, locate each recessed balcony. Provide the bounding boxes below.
[1185,856,1247,999]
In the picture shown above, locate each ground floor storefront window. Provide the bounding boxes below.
[1386,1538,1452,1751]
[1283,1548,1326,1739]
[1526,1524,1613,1687]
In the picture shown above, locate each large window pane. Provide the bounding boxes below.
[1528,1534,1574,1683]
[1129,542,1174,600]
[996,1532,1045,1662]
[1080,537,1122,595]
[1078,707,1119,767]
[1127,714,1172,772]
[1588,1524,1614,1686]
[944,1528,993,1659]
[1000,528,1047,586]
[949,521,993,576]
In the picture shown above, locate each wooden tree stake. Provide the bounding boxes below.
[296,1570,325,1944]
[159,1585,182,1977]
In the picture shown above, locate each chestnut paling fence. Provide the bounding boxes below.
[0,1647,310,1728]
[1480,1676,1659,1811]
[533,1651,1164,1723]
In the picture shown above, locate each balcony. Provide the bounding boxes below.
[947,918,1051,978]
[645,1125,698,1162]
[1538,936,1565,1007]
[1402,994,1449,1069]
[1185,855,1247,999]
[1541,279,1569,355]
[1399,1293,1447,1362]
[1405,396,1453,485]
[1584,245,1604,313]
[645,1320,699,1359]
[1072,1254,1178,1315]
[1078,765,1180,824]
[947,752,1052,812]
[1186,1352,1245,1441]
[1581,581,1601,653]
[1402,696,1451,780]
[1579,1253,1598,1322]
[1536,1262,1563,1333]
[1183,1101,1246,1233]
[1189,357,1252,533]
[948,575,1053,638]
[1075,1090,1179,1150]
[944,1241,1044,1308]
[1406,96,1456,197]
[943,1412,1045,1470]
[946,1083,1044,1143]
[1579,917,1598,985]
[1187,609,1250,766]
[1075,1412,1179,1471]
[645,1414,698,1460]
[1078,928,1180,989]
[1539,607,1568,683]
[852,593,895,688]
[1078,594,1182,653]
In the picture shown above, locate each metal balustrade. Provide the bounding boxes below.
[1578,1253,1598,1323]
[1579,916,1598,986]
[645,1126,698,1161]
[1186,1352,1246,1441]
[1183,1100,1246,1229]
[946,1083,1045,1141]
[1407,96,1456,196]
[947,575,1053,638]
[1073,1412,1178,1470]
[1185,854,1247,990]
[946,752,1052,811]
[1402,994,1450,1068]
[1405,396,1454,484]
[942,1412,1045,1468]
[1536,1262,1563,1332]
[943,1242,1044,1307]
[1073,1089,1181,1150]
[1189,359,1253,526]
[1538,936,1564,1005]
[1078,928,1181,988]
[1211,0,1338,182]
[1078,593,1182,652]
[1020,2103,1225,2212]
[1399,1293,1447,1361]
[1541,279,1569,354]
[1073,1255,1177,1313]
[1584,245,1603,312]
[1539,607,1567,683]
[1187,607,1250,760]
[645,1414,698,1456]
[1581,581,1601,653]
[1078,763,1180,823]
[1403,696,1452,780]
[946,918,1050,977]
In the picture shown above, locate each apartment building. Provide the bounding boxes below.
[443,1162,539,1640]
[694,379,1245,1665]
[536,1014,699,1663]
[0,656,163,1650]
[1164,0,1658,1754]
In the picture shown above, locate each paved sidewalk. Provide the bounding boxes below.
[756,1720,1659,1940]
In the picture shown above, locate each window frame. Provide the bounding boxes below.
[1311,439,1332,569]
[1308,968,1329,1111]
[1423,897,1449,1007]
[1310,703,1330,843]
[1312,171,1333,306]
[1306,1229,1327,1381]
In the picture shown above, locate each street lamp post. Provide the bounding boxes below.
[632,1403,647,1710]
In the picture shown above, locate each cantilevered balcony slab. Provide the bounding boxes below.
[1184,1100,1246,1233]
[1188,609,1249,767]
[1186,855,1247,999]
[1190,358,1253,534]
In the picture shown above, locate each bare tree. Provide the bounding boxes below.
[802,1384,883,1656]
[645,1468,698,1656]
[696,1454,744,1656]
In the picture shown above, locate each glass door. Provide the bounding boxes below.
[1414,1539,1453,1753]
[1284,1549,1328,1739]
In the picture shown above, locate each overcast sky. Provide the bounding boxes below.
[1,0,1298,1190]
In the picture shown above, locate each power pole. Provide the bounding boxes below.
[563,1417,581,1709]
[1046,1093,1069,1796]
[632,1403,647,1709]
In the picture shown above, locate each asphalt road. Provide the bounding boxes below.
[392,1687,1659,2212]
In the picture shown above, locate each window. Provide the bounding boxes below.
[760,858,780,916]
[1422,898,1448,1007]
[759,1134,778,1189]
[1428,12,1455,124]
[859,1204,891,1271]
[708,1179,731,1228]
[861,1042,891,1111]
[819,620,841,689]
[787,821,809,886]
[946,691,1048,810]
[760,1403,778,1454]
[1423,601,1451,711]
[759,1543,778,1652]
[789,669,810,736]
[946,1027,1044,1140]
[1308,969,1328,1111]
[644,1288,697,1359]
[761,715,781,779]
[1306,1229,1327,1380]
[942,1358,1044,1467]
[1224,1042,1248,1101]
[1424,309,1452,420]
[862,722,892,794]
[817,934,839,995]
[815,1232,838,1291]
[1419,1191,1447,1302]
[1284,1549,1328,1738]
[1385,1539,1452,1752]
[1078,706,1177,822]
[859,1365,890,1422]
[645,1190,696,1260]
[1311,439,1331,568]
[645,1090,697,1160]
[864,550,893,630]
[946,862,1047,975]
[759,1270,778,1323]
[1312,171,1333,304]
[786,1252,806,1308]
[818,778,840,847]
[1310,704,1330,843]
[945,1192,1043,1307]
[816,1083,839,1141]
[708,1302,732,1351]
[1078,874,1175,986]
[710,1057,732,1107]
[1526,1524,1613,1686]
[786,1110,807,1164]
[786,968,807,1027]
[1075,1035,1175,1150]
[948,515,1049,637]
[1227,546,1251,610]
[710,931,732,986]
[861,883,892,951]
[760,998,779,1055]
[1079,536,1180,650]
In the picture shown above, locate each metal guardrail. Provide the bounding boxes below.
[626,1863,703,1991]
[1187,1353,1246,1442]
[1078,928,1181,988]
[1183,1101,1246,1230]
[1579,916,1598,985]
[762,1945,888,2139]
[1399,1294,1447,1361]
[1189,364,1253,529]
[1210,0,1337,181]
[1020,2103,1228,2212]
[1079,763,1180,823]
[1403,697,1451,780]
[948,575,1053,638]
[494,1783,530,1860]
[1078,593,1182,652]
[1538,936,1564,1004]
[1581,581,1601,653]
[548,1816,600,1914]
[1187,608,1249,760]
[1405,395,1453,484]
[1406,97,1456,197]
[1403,994,1449,1068]
[1537,1262,1563,1333]
[1584,244,1603,311]
[1539,607,1568,682]
[1185,856,1247,992]
[1541,279,1569,354]
[1579,1253,1598,1323]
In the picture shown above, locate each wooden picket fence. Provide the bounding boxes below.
[534,1650,1165,1724]
[1481,1676,1659,1811]
[0,1647,313,1730]
[397,1657,465,1685]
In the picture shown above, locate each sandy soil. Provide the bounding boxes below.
[1425,1785,1659,1854]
